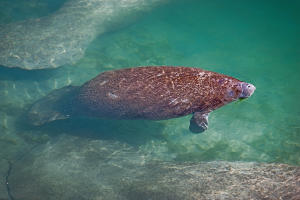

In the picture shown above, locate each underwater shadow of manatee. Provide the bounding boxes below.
[23,117,167,146]
[0,65,57,81]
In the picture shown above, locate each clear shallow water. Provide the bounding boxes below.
[0,0,299,168]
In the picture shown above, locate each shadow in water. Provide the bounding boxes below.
[0,65,57,81]
[18,117,167,147]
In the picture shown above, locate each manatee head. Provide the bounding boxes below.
[190,77,256,134]
[222,81,256,103]
[239,82,256,99]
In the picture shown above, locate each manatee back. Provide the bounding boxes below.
[75,66,233,120]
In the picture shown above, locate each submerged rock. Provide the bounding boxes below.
[8,134,300,200]
[0,0,167,70]
[0,159,9,200]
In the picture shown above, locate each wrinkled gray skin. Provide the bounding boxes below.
[0,0,168,70]
[28,66,256,133]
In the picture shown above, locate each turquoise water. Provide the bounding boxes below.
[0,0,299,170]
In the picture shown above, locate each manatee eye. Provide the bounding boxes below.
[228,90,234,97]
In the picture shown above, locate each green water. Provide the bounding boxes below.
[0,0,300,166]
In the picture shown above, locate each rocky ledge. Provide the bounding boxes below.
[5,135,299,200]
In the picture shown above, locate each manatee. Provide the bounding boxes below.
[28,66,256,133]
[0,0,168,70]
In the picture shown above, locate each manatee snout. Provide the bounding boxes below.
[239,82,256,99]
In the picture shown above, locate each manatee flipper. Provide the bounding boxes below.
[27,86,79,126]
[189,112,209,133]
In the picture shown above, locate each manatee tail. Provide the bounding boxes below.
[27,86,80,126]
